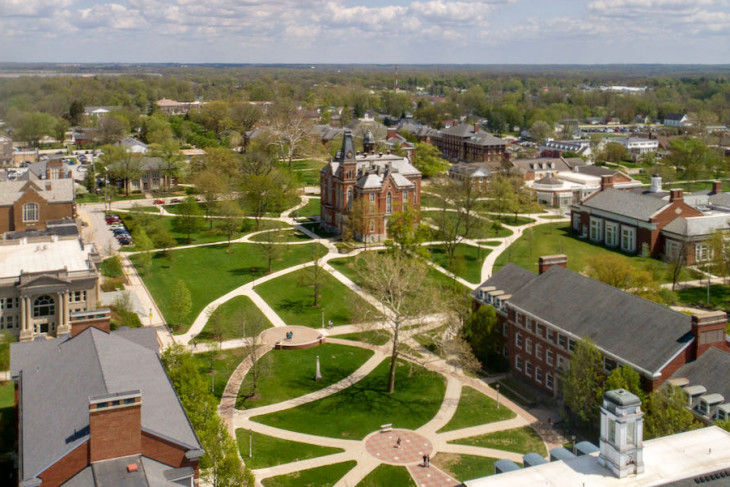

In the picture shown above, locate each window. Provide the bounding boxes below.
[536,344,543,360]
[386,192,392,214]
[369,220,375,233]
[526,318,533,332]
[516,312,522,326]
[515,333,523,349]
[536,368,543,384]
[525,361,533,377]
[33,295,55,317]
[604,357,618,373]
[0,298,17,310]
[369,193,375,202]
[546,373,554,390]
[621,226,636,252]
[665,239,681,260]
[537,324,545,337]
[525,338,532,355]
[70,291,86,303]
[605,221,619,247]
[23,203,39,223]
[572,213,581,232]
[516,356,523,371]
[502,322,507,337]
[547,329,554,342]
[403,191,408,211]
[546,349,555,365]
[568,339,577,352]
[590,217,603,241]
[558,334,567,349]
[695,243,713,262]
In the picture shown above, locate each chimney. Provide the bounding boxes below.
[712,180,722,195]
[538,254,567,274]
[600,175,614,191]
[650,174,662,193]
[669,188,683,202]
[474,122,481,134]
[89,390,142,462]
[691,310,727,359]
[70,308,111,337]
[598,389,645,478]
[45,182,53,191]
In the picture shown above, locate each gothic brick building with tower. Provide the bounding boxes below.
[320,131,422,242]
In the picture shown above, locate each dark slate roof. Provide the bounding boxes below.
[665,113,687,121]
[11,327,201,483]
[670,348,730,402]
[65,456,194,487]
[662,468,730,486]
[480,265,694,375]
[472,263,537,299]
[575,165,619,177]
[439,124,506,146]
[580,188,670,220]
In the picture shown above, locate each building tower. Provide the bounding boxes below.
[363,130,375,154]
[598,389,645,478]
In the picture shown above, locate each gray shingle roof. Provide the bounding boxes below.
[0,173,75,206]
[439,124,506,146]
[472,263,537,299]
[671,348,730,403]
[11,327,201,483]
[478,265,694,375]
[580,188,670,220]
[662,215,730,237]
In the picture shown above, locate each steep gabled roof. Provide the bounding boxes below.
[580,188,670,220]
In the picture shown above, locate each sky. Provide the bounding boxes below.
[1,0,729,64]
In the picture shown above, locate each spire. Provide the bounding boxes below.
[336,130,356,163]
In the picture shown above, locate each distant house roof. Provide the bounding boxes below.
[440,124,506,146]
[118,137,148,153]
[665,113,687,121]
[580,188,670,220]
[11,327,201,484]
[311,124,344,142]
[511,157,579,174]
[0,171,74,206]
[477,264,694,376]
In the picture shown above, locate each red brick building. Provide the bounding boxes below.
[473,255,730,397]
[10,326,203,487]
[320,131,421,242]
[435,123,506,163]
[0,171,75,234]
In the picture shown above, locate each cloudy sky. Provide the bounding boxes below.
[1,0,729,64]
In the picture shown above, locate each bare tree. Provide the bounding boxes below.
[218,200,244,247]
[354,252,436,393]
[305,246,327,307]
[269,102,311,167]
[258,232,283,273]
[240,310,270,401]
[665,240,689,291]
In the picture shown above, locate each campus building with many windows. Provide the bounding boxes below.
[0,170,75,234]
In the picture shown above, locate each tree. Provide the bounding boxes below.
[664,240,689,291]
[342,198,368,244]
[564,338,605,425]
[258,233,283,273]
[529,120,553,144]
[95,115,129,145]
[269,102,311,166]
[218,200,244,246]
[386,208,428,256]
[172,196,205,242]
[239,310,269,400]
[666,138,723,180]
[240,170,296,226]
[354,252,436,393]
[206,307,226,349]
[644,385,700,440]
[461,305,504,371]
[709,229,730,283]
[13,111,57,146]
[488,175,519,218]
[303,246,327,307]
[604,365,646,403]
[132,227,154,270]
[411,142,449,177]
[151,139,184,193]
[170,280,192,330]
[231,103,263,134]
[585,254,666,303]
[101,145,141,196]
[603,142,629,163]
[194,170,228,229]
[66,100,85,126]
[141,113,173,144]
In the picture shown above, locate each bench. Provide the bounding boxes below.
[380,424,392,433]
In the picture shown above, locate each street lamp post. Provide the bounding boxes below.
[572,435,577,455]
[321,307,325,329]
[496,383,500,409]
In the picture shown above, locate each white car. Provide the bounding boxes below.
[77,166,88,172]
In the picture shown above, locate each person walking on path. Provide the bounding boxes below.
[396,437,401,448]
[423,455,428,467]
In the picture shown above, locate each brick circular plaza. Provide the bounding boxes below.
[261,325,324,350]
[364,429,433,465]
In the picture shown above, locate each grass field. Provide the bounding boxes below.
[238,343,374,409]
[235,430,343,469]
[261,461,356,487]
[252,359,446,439]
[247,228,312,242]
[425,244,489,284]
[677,285,730,332]
[431,453,498,482]
[356,464,416,486]
[421,211,513,239]
[420,193,455,209]
[480,213,536,226]
[281,159,326,187]
[452,426,547,456]
[438,386,516,433]
[494,223,698,284]
[255,268,375,327]
[295,197,321,218]
[196,296,273,342]
[192,348,248,399]
[132,242,325,333]
[334,329,392,346]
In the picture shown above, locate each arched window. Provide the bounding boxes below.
[386,192,392,214]
[33,295,55,317]
[23,203,39,223]
[347,187,353,211]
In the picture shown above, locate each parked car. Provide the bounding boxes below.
[153,199,165,205]
[170,198,181,203]
[109,223,126,230]
[117,236,133,245]
[105,215,121,224]
[112,228,129,236]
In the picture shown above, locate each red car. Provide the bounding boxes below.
[153,199,165,205]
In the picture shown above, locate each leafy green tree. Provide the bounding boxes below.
[150,139,184,193]
[386,208,428,256]
[602,142,630,163]
[101,144,141,196]
[717,420,730,433]
[666,138,723,180]
[66,100,85,126]
[142,113,174,144]
[218,199,244,246]
[258,232,283,273]
[193,170,228,229]
[172,196,205,242]
[461,305,504,371]
[412,142,449,177]
[132,227,154,270]
[564,338,605,425]
[170,280,192,329]
[13,111,57,146]
[529,120,553,144]
[0,332,17,371]
[604,365,646,403]
[644,385,700,440]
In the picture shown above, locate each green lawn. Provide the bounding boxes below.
[431,453,499,482]
[247,229,312,242]
[334,329,392,346]
[356,464,415,487]
[238,343,374,409]
[421,212,513,239]
[192,348,249,399]
[252,359,446,440]
[261,461,356,487]
[481,214,536,226]
[255,268,374,327]
[132,242,325,333]
[300,222,339,238]
[196,296,273,342]
[425,244,489,283]
[438,386,516,433]
[420,193,454,209]
[235,430,343,469]
[494,223,697,284]
[452,426,547,456]
[295,198,321,219]
[281,159,326,187]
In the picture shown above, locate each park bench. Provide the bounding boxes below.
[380,423,392,433]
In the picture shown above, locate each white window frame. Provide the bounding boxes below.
[590,217,603,242]
[546,373,554,390]
[525,361,533,377]
[23,202,39,223]
[536,367,543,384]
[525,338,532,355]
[695,243,713,262]
[546,349,554,366]
[516,356,523,371]
[665,239,681,260]
[621,225,636,253]
[386,192,393,214]
[536,344,543,360]
[605,221,619,247]
[515,333,523,349]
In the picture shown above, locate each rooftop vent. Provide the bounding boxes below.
[127,463,138,473]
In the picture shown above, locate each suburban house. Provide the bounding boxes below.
[539,139,592,159]
[155,98,205,115]
[311,124,344,146]
[510,157,586,181]
[612,136,659,160]
[117,136,148,154]
[320,131,421,242]
[0,227,103,341]
[664,113,692,127]
[27,159,73,180]
[472,255,730,397]
[107,157,178,193]
[571,175,730,264]
[434,123,507,163]
[382,127,416,158]
[10,326,204,486]
[397,122,439,144]
[0,171,75,234]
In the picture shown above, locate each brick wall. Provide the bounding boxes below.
[38,441,90,487]
[89,403,142,462]
[141,431,199,477]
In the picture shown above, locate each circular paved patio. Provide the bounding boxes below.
[364,429,433,466]
[261,325,324,349]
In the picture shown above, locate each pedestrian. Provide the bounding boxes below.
[328,320,333,329]
[423,455,428,467]
[396,437,401,449]
[427,454,430,468]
